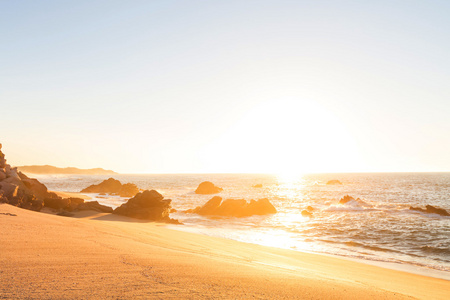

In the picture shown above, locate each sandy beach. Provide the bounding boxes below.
[1,204,448,299]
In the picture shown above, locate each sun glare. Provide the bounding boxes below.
[201,98,362,173]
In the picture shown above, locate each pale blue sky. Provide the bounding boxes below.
[1,1,450,173]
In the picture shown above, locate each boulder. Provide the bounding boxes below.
[77,201,113,213]
[0,182,19,199]
[252,184,263,188]
[187,197,277,217]
[0,145,53,212]
[410,205,449,217]
[306,206,314,211]
[114,190,179,223]
[21,178,49,200]
[327,180,342,185]
[195,181,223,194]
[81,178,139,197]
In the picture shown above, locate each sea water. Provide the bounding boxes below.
[36,173,450,278]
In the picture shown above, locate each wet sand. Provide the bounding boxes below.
[1,203,448,299]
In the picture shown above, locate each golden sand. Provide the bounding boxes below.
[0,204,448,299]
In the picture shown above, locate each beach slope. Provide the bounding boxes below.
[0,204,448,299]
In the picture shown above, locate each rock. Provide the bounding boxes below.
[410,205,450,216]
[0,145,52,212]
[187,196,223,215]
[187,197,277,217]
[0,182,19,199]
[327,180,342,185]
[339,195,355,204]
[306,206,314,211]
[301,210,312,217]
[21,178,49,200]
[194,181,223,194]
[43,197,84,211]
[44,197,71,210]
[252,184,263,188]
[80,178,139,197]
[426,205,450,216]
[6,167,20,179]
[77,201,113,213]
[114,190,179,223]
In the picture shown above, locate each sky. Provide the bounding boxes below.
[1,0,450,174]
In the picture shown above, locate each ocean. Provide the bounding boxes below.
[36,172,450,279]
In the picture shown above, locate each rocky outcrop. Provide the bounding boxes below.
[114,190,179,223]
[187,196,277,217]
[410,205,450,217]
[81,178,139,197]
[0,143,59,211]
[194,181,223,194]
[327,180,342,185]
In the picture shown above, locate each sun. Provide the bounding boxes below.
[276,170,303,185]
[200,97,362,173]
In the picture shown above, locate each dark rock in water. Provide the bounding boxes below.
[410,205,450,216]
[301,210,312,217]
[77,201,113,213]
[252,184,263,188]
[306,206,314,211]
[327,180,342,185]
[81,178,139,197]
[187,196,277,217]
[339,195,355,204]
[114,190,179,223]
[194,181,223,194]
[426,205,450,216]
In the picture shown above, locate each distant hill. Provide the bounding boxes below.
[17,165,118,175]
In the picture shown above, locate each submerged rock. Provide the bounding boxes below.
[301,210,312,217]
[187,196,277,217]
[114,190,179,223]
[327,180,342,185]
[81,178,139,197]
[409,205,450,216]
[339,195,355,204]
[194,181,223,194]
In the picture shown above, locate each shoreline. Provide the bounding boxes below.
[169,224,450,282]
[48,189,450,281]
[1,203,449,299]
